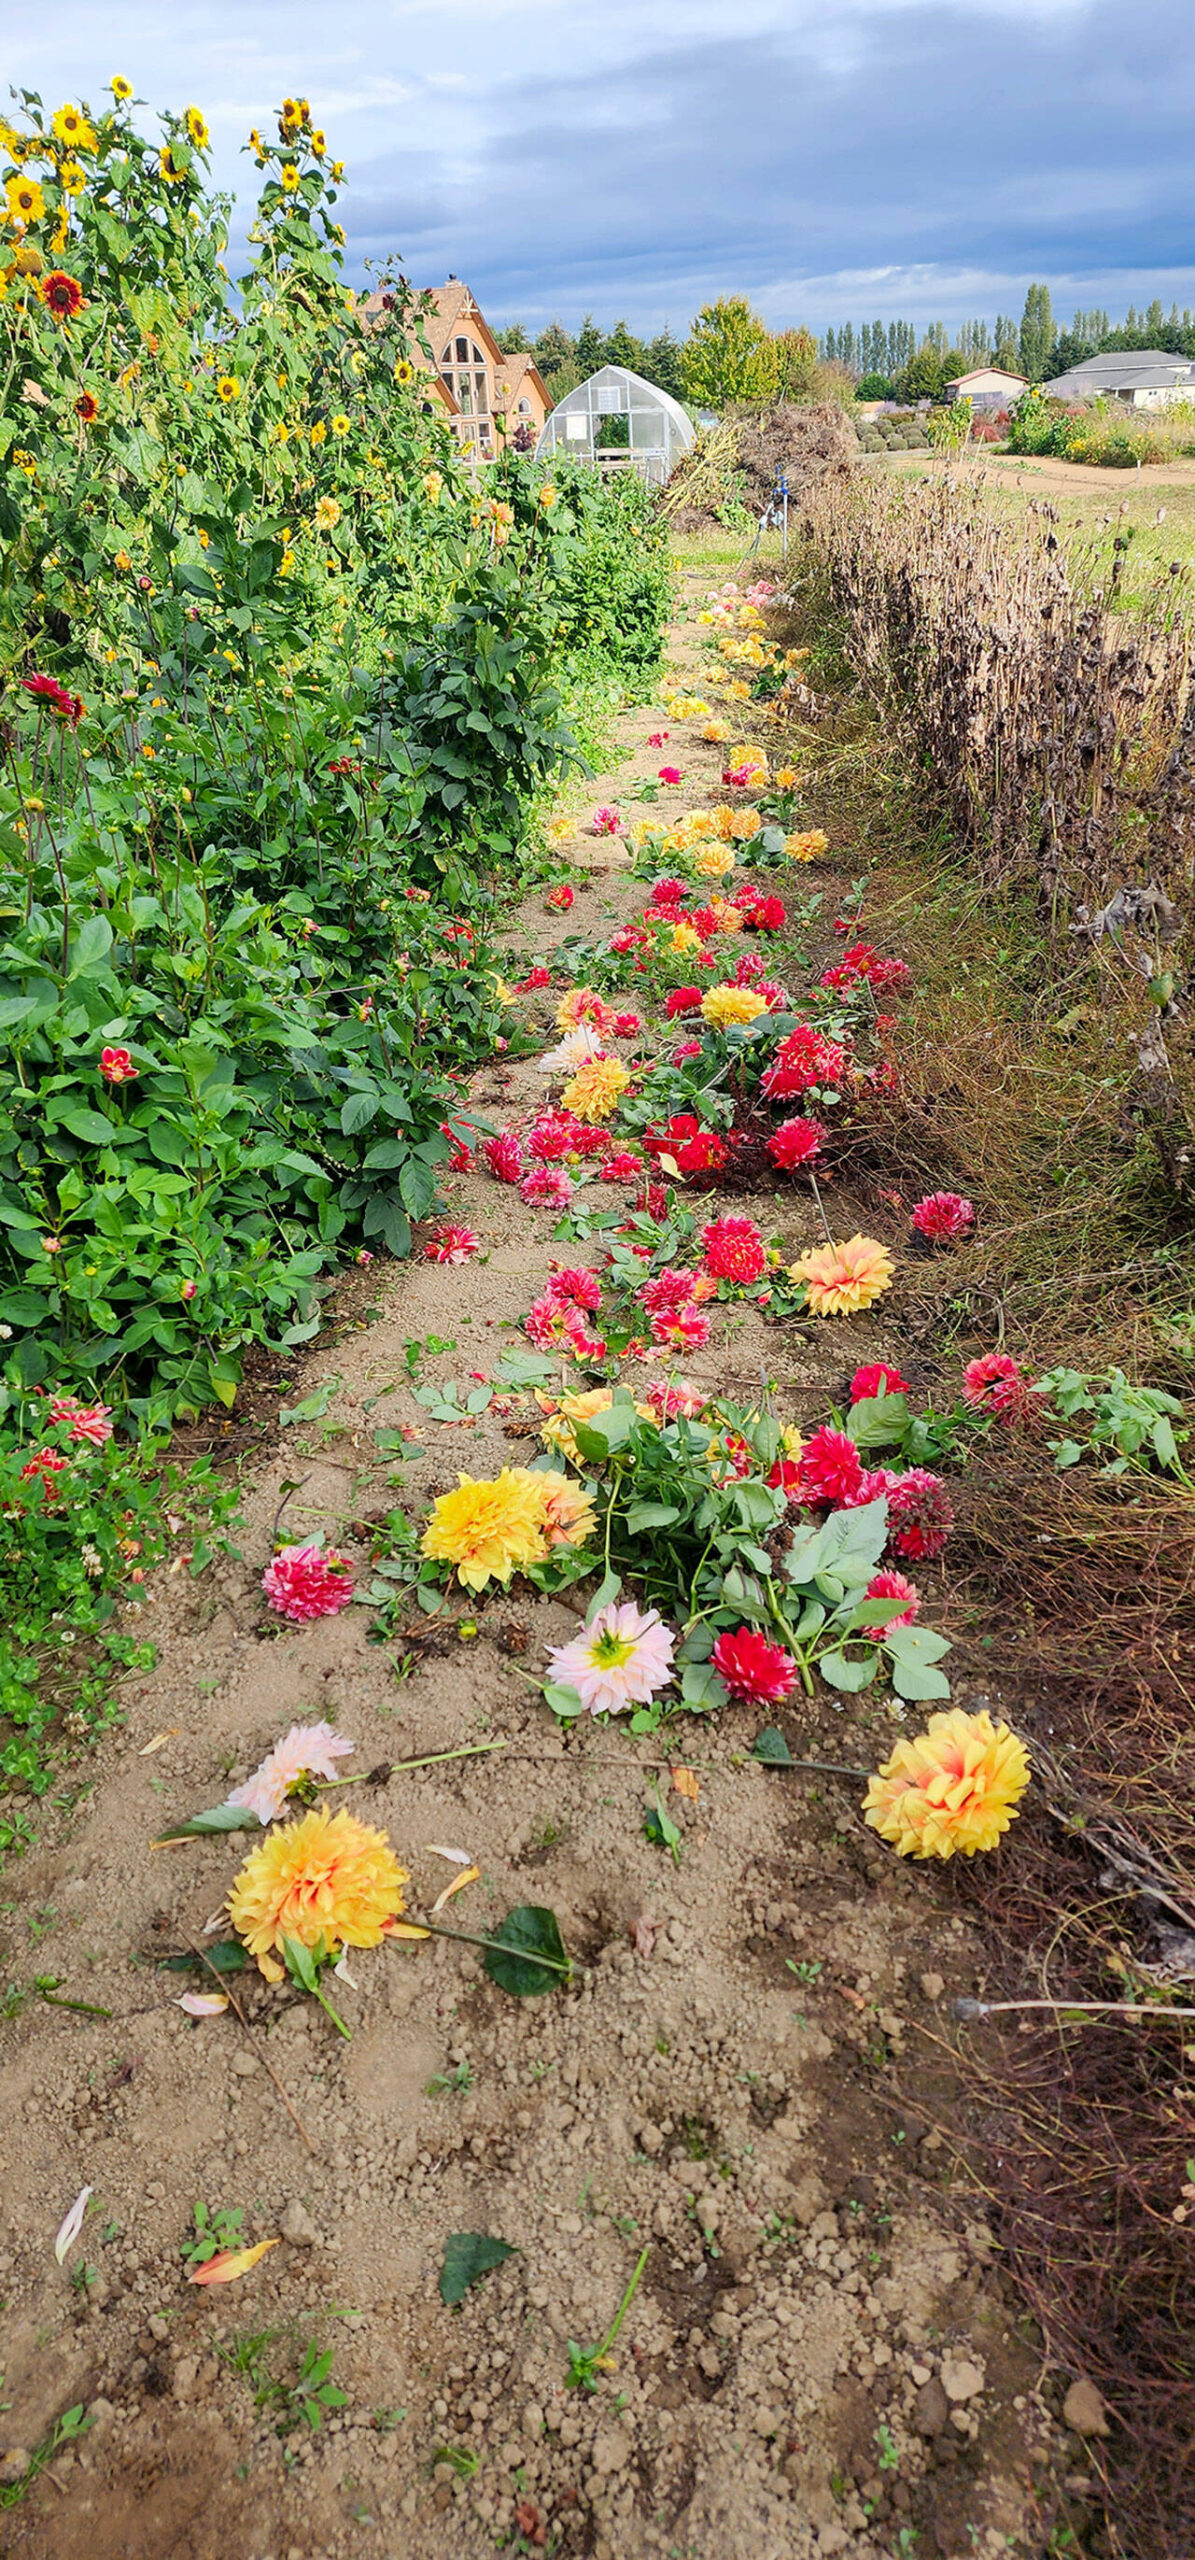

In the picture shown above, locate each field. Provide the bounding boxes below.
[877,444,1195,602]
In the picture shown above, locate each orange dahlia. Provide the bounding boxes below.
[863,1709,1031,1860]
[228,1806,408,1972]
[788,1233,893,1316]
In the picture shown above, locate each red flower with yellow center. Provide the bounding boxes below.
[75,389,99,425]
[39,270,86,323]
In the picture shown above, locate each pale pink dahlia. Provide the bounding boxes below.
[262,1542,355,1622]
[546,1600,676,1718]
[225,1720,355,1825]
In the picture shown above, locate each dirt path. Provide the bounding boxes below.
[0,584,1080,2560]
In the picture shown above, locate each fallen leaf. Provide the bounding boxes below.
[628,1913,657,1958]
[176,1991,229,2019]
[138,1730,181,1755]
[424,1844,473,1866]
[187,2238,281,2286]
[431,1863,480,1914]
[671,1765,701,1803]
[54,2185,93,2265]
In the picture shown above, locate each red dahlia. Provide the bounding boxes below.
[423,1224,479,1265]
[850,1361,910,1402]
[761,1025,847,1099]
[911,1191,975,1244]
[665,987,704,1017]
[547,1265,603,1314]
[796,1426,864,1507]
[962,1352,1031,1418]
[767,1116,825,1170]
[885,1469,953,1561]
[651,877,689,908]
[483,1131,524,1183]
[637,1267,698,1314]
[701,1215,766,1285]
[711,1627,797,1703]
[649,1301,710,1352]
[860,1569,920,1631]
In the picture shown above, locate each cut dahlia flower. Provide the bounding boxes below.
[423,1224,479,1265]
[701,1215,767,1285]
[711,1627,797,1704]
[863,1708,1030,1860]
[226,1720,355,1825]
[789,1234,894,1317]
[262,1541,355,1622]
[962,1352,1031,1418]
[910,1191,975,1245]
[228,1805,408,1969]
[885,1468,953,1561]
[546,1600,676,1718]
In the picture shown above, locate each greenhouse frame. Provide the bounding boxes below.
[534,364,694,488]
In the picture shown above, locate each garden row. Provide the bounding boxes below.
[0,81,670,1823]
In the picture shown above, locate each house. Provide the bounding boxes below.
[944,366,1028,409]
[1043,352,1195,410]
[359,278,548,458]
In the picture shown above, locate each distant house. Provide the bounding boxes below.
[1043,351,1195,410]
[944,366,1028,409]
[359,278,549,458]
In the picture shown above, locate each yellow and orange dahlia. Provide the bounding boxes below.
[560,1056,629,1124]
[788,1233,894,1316]
[700,983,768,1029]
[228,1807,408,1970]
[863,1709,1031,1860]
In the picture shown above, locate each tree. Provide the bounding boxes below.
[640,326,684,399]
[496,322,530,353]
[993,314,1021,371]
[856,371,897,401]
[1019,284,1054,382]
[680,298,778,408]
[575,314,606,375]
[774,326,819,400]
[898,343,945,403]
[533,320,575,379]
[604,318,643,371]
[941,350,970,382]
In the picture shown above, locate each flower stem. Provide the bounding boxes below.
[312,1982,351,2038]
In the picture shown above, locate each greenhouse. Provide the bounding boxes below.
[535,364,694,487]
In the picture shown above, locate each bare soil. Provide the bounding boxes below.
[0,588,1090,2560]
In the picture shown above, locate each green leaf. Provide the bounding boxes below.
[483,1904,570,1997]
[153,1803,253,1844]
[818,1648,878,1694]
[846,1393,909,1450]
[624,1500,681,1532]
[752,1725,794,1766]
[889,1656,952,1702]
[51,1104,120,1146]
[679,1659,727,1711]
[279,1375,342,1427]
[68,915,114,978]
[158,1939,247,1975]
[438,2232,518,2307]
[341,1088,381,1136]
[543,1681,586,1721]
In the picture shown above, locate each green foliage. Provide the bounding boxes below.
[183,2200,244,2271]
[438,2231,518,2305]
[1019,281,1055,383]
[1036,1365,1190,1479]
[856,373,897,402]
[680,299,779,409]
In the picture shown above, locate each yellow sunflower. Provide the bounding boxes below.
[51,105,96,154]
[184,107,210,150]
[5,173,45,226]
[58,159,87,197]
[280,163,301,192]
[111,77,133,103]
[216,374,241,403]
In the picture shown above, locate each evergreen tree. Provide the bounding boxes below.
[496,322,530,353]
[822,326,838,363]
[604,318,643,370]
[899,342,945,403]
[641,327,684,399]
[533,320,576,379]
[992,314,1020,370]
[575,314,606,374]
[1018,284,1054,379]
[839,322,857,373]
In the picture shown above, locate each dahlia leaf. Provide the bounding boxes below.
[154,1802,255,1843]
[752,1726,794,1766]
[819,1648,878,1694]
[792,1600,827,1640]
[679,1660,728,1711]
[159,1938,248,1974]
[279,1375,342,1427]
[889,1656,951,1703]
[846,1393,909,1450]
[884,1624,951,1663]
[625,1501,681,1532]
[585,1570,622,1622]
[484,1904,571,1997]
[543,1682,586,1721]
[439,2232,518,2306]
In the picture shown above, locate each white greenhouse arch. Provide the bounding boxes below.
[535,364,694,488]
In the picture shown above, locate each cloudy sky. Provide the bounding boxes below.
[8,0,1194,337]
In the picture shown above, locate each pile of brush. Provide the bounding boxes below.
[659,401,857,532]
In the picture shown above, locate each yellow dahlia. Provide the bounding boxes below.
[701,720,730,743]
[775,765,798,789]
[788,1233,894,1316]
[421,1466,550,1591]
[693,844,736,879]
[863,1710,1031,1860]
[701,984,767,1029]
[730,808,763,842]
[560,1056,629,1123]
[556,984,603,1031]
[712,805,738,839]
[709,899,743,937]
[726,741,768,777]
[228,1806,408,1969]
[540,1386,653,1465]
[786,829,829,863]
[669,922,701,955]
[314,494,341,531]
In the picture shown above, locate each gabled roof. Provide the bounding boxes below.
[423,282,506,372]
[1048,350,1195,397]
[950,366,1027,391]
[494,350,549,409]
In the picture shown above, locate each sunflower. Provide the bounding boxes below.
[280,163,301,192]
[183,106,210,150]
[216,374,241,403]
[228,1805,408,1975]
[159,146,186,185]
[331,159,345,182]
[58,158,87,197]
[788,1233,894,1317]
[111,77,133,103]
[38,269,86,323]
[51,105,96,154]
[393,357,414,385]
[330,412,351,437]
[310,129,327,156]
[5,173,45,226]
[309,418,327,446]
[75,389,99,425]
[863,1710,1031,1860]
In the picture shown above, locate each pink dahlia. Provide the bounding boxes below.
[525,1293,596,1353]
[658,766,683,785]
[643,1376,705,1421]
[46,1395,114,1446]
[702,1215,767,1285]
[767,1116,825,1171]
[671,1039,703,1064]
[712,1627,797,1704]
[548,1266,603,1314]
[886,1470,953,1562]
[440,1122,473,1172]
[424,1224,479,1265]
[547,883,575,910]
[652,877,689,908]
[20,1446,71,1496]
[601,1151,644,1182]
[860,1569,921,1632]
[592,806,622,835]
[546,1599,676,1718]
[797,1426,864,1507]
[963,1352,1031,1418]
[520,1168,574,1206]
[850,1361,911,1403]
[911,1192,975,1245]
[526,1113,579,1162]
[614,1011,642,1038]
[838,1464,899,1510]
[226,1719,355,1824]
[761,1026,847,1099]
[638,1267,698,1314]
[650,1302,710,1353]
[647,731,669,747]
[665,986,704,1017]
[262,1541,355,1623]
[484,1131,524,1184]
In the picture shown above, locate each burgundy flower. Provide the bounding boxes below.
[885,1469,953,1561]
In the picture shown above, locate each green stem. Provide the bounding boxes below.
[599,2245,650,2358]
[409,1914,571,1976]
[312,1981,351,2038]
